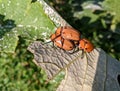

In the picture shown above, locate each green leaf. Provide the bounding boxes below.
[103,0,120,21]
[0,29,18,52]
[0,0,55,53]
[103,0,120,31]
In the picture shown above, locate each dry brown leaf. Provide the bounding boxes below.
[28,41,120,91]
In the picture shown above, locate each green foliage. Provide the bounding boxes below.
[0,37,56,90]
[0,0,55,52]
[103,0,120,24]
[0,0,56,90]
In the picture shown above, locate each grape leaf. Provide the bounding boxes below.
[28,41,120,91]
[0,0,55,53]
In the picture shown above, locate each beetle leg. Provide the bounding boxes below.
[60,26,64,37]
[73,46,79,53]
[61,37,64,47]
[81,50,85,59]
[43,41,55,48]
[66,47,78,54]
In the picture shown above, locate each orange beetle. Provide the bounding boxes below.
[79,39,94,52]
[50,26,94,53]
[50,34,75,51]
[55,26,81,41]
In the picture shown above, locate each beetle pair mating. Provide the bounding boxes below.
[50,26,94,53]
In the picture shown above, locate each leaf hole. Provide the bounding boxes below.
[117,74,120,86]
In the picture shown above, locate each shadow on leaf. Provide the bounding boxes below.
[0,14,16,38]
